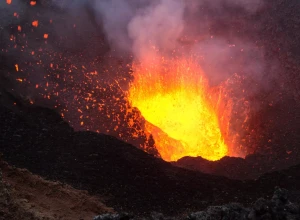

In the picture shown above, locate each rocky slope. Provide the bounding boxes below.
[94,188,300,220]
[0,159,113,220]
[0,101,244,215]
[1,101,300,217]
[172,154,282,180]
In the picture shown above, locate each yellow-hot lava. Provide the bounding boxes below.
[128,57,229,161]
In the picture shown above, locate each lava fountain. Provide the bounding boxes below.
[128,56,231,161]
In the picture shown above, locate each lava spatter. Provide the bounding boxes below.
[128,57,230,161]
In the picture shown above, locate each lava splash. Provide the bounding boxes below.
[128,57,229,161]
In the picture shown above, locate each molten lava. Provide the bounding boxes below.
[128,57,229,161]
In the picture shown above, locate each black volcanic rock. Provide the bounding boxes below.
[188,188,300,220]
[94,189,300,219]
[94,213,133,220]
[172,154,278,180]
[1,101,300,216]
[0,102,245,215]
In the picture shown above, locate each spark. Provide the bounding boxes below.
[32,20,38,27]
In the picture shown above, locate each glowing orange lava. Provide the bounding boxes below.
[128,57,229,161]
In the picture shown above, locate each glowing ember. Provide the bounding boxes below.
[32,20,38,27]
[128,57,229,161]
[6,0,11,5]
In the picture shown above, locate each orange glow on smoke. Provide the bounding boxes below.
[128,57,230,161]
[6,0,12,5]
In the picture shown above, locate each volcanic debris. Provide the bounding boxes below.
[94,188,300,220]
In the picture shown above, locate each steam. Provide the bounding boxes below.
[92,0,264,54]
[0,0,268,108]
[0,0,268,93]
[128,0,185,61]
[90,0,267,85]
[44,0,268,88]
